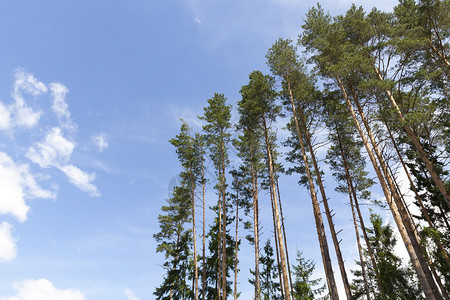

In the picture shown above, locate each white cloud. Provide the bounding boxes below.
[0,69,48,131]
[0,222,17,261]
[60,165,100,197]
[194,17,202,26]
[27,127,74,168]
[0,103,12,130]
[124,288,140,300]
[92,133,108,152]
[13,70,47,98]
[0,152,55,222]
[10,70,47,130]
[3,279,85,300]
[49,83,76,130]
[27,128,100,197]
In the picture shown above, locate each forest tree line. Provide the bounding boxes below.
[154,0,449,299]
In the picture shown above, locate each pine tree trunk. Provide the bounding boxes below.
[350,191,371,300]
[372,65,450,209]
[201,149,206,300]
[250,145,261,300]
[334,123,384,297]
[270,186,285,300]
[234,176,239,300]
[350,84,441,299]
[336,76,441,299]
[298,107,353,300]
[383,120,450,264]
[262,113,291,300]
[218,193,223,300]
[188,130,199,300]
[286,80,339,300]
[220,136,227,300]
[275,168,294,297]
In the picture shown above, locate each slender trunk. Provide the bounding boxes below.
[342,78,441,299]
[298,108,353,300]
[350,191,371,300]
[188,130,199,300]
[372,65,450,209]
[262,113,291,300]
[220,137,227,300]
[383,120,450,263]
[234,177,239,300]
[275,168,294,297]
[336,75,418,295]
[286,80,339,300]
[250,145,261,300]
[270,183,285,300]
[218,193,223,300]
[386,156,450,300]
[334,123,384,297]
[201,149,206,300]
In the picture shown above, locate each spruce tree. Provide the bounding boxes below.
[154,183,193,300]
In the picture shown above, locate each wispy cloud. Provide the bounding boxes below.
[2,278,86,300]
[0,152,55,222]
[49,83,76,130]
[0,69,47,131]
[194,17,202,26]
[27,128,100,197]
[124,288,140,300]
[60,165,99,197]
[0,222,17,261]
[92,133,108,152]
[27,127,75,168]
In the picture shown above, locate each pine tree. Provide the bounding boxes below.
[200,93,232,300]
[268,38,343,300]
[259,239,282,300]
[235,95,266,300]
[239,70,292,299]
[351,213,423,300]
[170,122,201,300]
[292,250,326,300]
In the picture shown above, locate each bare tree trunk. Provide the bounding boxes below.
[201,148,206,300]
[373,65,450,209]
[270,186,285,300]
[383,120,450,264]
[188,130,199,300]
[298,108,353,300]
[262,113,291,300]
[334,123,384,297]
[336,76,441,299]
[250,145,261,300]
[234,176,239,300]
[275,169,294,297]
[286,80,339,300]
[221,138,228,300]
[218,193,223,300]
[386,156,450,300]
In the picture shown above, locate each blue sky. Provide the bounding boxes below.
[0,0,402,299]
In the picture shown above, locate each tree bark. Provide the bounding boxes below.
[334,123,384,297]
[233,177,239,300]
[286,80,339,299]
[201,146,206,300]
[372,65,450,209]
[220,136,228,300]
[337,76,442,299]
[298,107,353,300]
[262,113,291,300]
[250,145,261,300]
[188,130,199,300]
